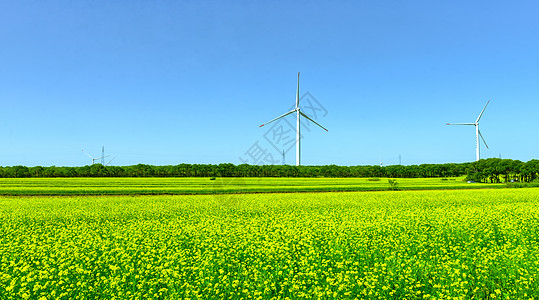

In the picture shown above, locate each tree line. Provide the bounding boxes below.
[0,158,536,181]
[465,158,539,183]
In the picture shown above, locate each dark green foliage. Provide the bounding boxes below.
[0,158,538,179]
[465,158,539,183]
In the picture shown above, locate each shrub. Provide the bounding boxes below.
[388,179,399,190]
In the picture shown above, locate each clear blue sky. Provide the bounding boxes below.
[1,0,538,167]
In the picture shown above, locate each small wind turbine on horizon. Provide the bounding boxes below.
[259,72,328,166]
[82,149,110,165]
[446,100,490,162]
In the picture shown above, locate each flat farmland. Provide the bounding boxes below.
[0,177,502,196]
[1,188,538,299]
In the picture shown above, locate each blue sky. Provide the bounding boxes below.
[1,0,538,167]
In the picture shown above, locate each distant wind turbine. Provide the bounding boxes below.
[82,149,109,165]
[259,72,328,166]
[446,100,490,161]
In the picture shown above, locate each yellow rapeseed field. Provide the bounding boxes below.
[1,188,538,299]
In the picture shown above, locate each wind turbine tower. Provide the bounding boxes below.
[101,146,105,165]
[259,73,328,166]
[447,100,490,161]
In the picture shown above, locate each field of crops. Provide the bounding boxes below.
[1,188,538,299]
[0,177,502,196]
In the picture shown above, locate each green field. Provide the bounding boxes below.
[0,177,503,196]
[1,188,539,299]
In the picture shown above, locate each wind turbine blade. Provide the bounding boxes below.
[478,129,489,149]
[259,109,296,127]
[299,111,328,132]
[446,123,475,125]
[105,157,116,166]
[296,72,300,109]
[82,150,94,159]
[476,100,490,123]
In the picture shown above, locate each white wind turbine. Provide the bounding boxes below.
[259,72,328,166]
[446,100,490,161]
[82,149,109,165]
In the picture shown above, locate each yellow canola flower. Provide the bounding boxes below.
[1,187,539,298]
